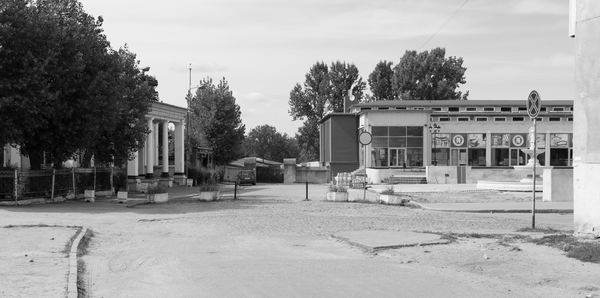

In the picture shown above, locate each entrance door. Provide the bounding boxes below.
[389,148,406,167]
[450,148,467,166]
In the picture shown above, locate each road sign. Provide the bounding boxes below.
[359,131,372,145]
[527,90,541,118]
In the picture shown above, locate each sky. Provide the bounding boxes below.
[78,0,574,136]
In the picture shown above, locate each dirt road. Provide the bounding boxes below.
[1,184,597,297]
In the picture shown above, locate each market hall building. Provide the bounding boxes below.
[319,99,574,184]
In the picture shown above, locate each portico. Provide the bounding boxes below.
[127,102,188,189]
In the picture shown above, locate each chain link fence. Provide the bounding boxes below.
[0,167,126,202]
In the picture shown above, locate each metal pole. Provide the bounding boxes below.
[305,181,309,201]
[234,181,237,200]
[532,118,537,229]
[51,169,55,202]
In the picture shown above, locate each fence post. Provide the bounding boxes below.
[51,169,56,202]
[14,169,18,203]
[72,167,76,197]
[94,167,97,192]
[111,167,114,195]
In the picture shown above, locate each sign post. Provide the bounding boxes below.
[527,90,541,229]
[359,131,372,199]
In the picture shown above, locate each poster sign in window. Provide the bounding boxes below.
[511,134,526,147]
[451,134,466,147]
[468,133,486,148]
[550,133,569,147]
[492,134,511,147]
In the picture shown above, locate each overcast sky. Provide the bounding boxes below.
[78,0,574,136]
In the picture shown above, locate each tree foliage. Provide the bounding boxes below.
[190,77,245,166]
[242,125,299,163]
[288,61,365,161]
[392,47,468,101]
[368,60,395,101]
[0,0,156,169]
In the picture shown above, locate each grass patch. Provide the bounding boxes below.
[77,259,87,297]
[76,229,94,298]
[516,227,564,234]
[530,234,600,264]
[77,229,94,257]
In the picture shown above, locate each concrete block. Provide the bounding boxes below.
[543,169,573,202]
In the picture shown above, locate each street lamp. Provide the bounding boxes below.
[428,123,441,166]
[186,84,206,182]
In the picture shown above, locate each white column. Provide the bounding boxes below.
[146,118,154,178]
[127,151,139,178]
[9,146,20,168]
[162,121,169,177]
[154,122,160,165]
[174,122,185,175]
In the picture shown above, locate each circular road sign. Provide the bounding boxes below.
[359,131,372,145]
[527,90,541,118]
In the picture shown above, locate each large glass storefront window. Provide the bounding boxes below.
[371,126,423,167]
[468,133,487,166]
[549,133,571,166]
[490,133,527,166]
[432,133,450,166]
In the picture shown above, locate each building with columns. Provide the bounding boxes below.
[127,102,188,188]
[2,101,191,188]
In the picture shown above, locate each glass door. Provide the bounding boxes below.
[451,148,467,166]
[389,148,406,167]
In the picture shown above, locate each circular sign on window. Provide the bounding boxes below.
[512,135,525,147]
[359,131,372,145]
[452,135,465,147]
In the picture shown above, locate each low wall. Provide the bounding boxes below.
[428,166,540,184]
[283,159,329,184]
[296,167,328,184]
[543,169,573,202]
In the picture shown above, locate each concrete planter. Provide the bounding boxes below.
[199,191,220,201]
[84,190,95,202]
[148,193,168,203]
[117,191,128,203]
[186,179,194,187]
[326,192,348,202]
[379,194,408,205]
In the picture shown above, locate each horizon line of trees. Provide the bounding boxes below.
[288,47,469,161]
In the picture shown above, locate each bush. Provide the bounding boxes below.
[328,183,348,193]
[380,185,396,195]
[147,183,168,194]
[199,183,219,192]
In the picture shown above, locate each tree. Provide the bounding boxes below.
[242,125,299,163]
[288,61,365,161]
[0,0,156,169]
[82,47,158,167]
[329,61,366,113]
[368,60,395,101]
[191,77,245,166]
[392,47,469,101]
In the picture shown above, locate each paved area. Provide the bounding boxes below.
[0,182,577,297]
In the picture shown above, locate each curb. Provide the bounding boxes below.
[67,227,87,298]
[414,202,573,214]
[331,234,450,252]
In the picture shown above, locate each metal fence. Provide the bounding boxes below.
[0,167,126,202]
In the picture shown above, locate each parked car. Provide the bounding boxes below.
[237,170,256,185]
